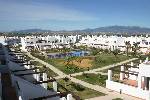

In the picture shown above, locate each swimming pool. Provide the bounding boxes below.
[47,51,89,58]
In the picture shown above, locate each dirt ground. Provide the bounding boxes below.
[72,59,92,68]
[60,58,93,68]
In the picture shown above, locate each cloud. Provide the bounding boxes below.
[0,0,97,21]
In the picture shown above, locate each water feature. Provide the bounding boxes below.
[47,51,89,58]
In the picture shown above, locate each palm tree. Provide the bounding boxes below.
[69,43,74,49]
[132,42,140,56]
[125,41,131,56]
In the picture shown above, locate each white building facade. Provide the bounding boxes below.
[106,58,150,100]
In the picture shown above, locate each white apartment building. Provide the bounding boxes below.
[0,36,20,46]
[106,58,150,100]
[0,43,77,100]
[0,34,145,53]
[79,35,150,53]
[20,35,79,51]
[0,36,7,45]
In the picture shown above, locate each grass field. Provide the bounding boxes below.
[75,73,107,87]
[48,79,105,100]
[93,53,132,68]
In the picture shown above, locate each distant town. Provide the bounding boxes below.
[1,26,150,36]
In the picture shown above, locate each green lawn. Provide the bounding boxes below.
[93,53,132,68]
[48,79,105,100]
[75,73,107,87]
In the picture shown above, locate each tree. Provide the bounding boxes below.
[82,72,89,78]
[125,41,131,56]
[76,56,83,63]
[69,43,74,49]
[104,49,109,54]
[64,56,72,66]
[64,56,77,66]
[91,47,100,56]
[132,42,140,56]
[112,49,120,58]
[62,46,70,53]
[63,77,69,88]
[78,45,87,51]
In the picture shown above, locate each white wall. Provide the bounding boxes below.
[139,63,150,77]
[106,80,150,100]
[0,36,7,45]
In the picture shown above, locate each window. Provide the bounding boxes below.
[145,42,148,45]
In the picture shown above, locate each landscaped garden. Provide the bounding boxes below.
[31,49,132,74]
[75,73,107,87]
[47,78,105,100]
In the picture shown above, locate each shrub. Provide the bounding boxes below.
[71,83,85,91]
[82,73,89,78]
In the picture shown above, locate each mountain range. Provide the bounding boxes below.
[11,26,150,34]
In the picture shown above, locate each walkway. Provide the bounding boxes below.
[26,52,65,76]
[26,52,141,100]
[69,76,142,100]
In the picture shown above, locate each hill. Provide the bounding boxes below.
[11,26,150,34]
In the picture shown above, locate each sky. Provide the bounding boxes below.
[0,0,150,32]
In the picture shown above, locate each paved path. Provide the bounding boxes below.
[26,53,141,100]
[26,52,65,76]
[69,76,141,100]
[54,71,108,80]
[86,92,142,100]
